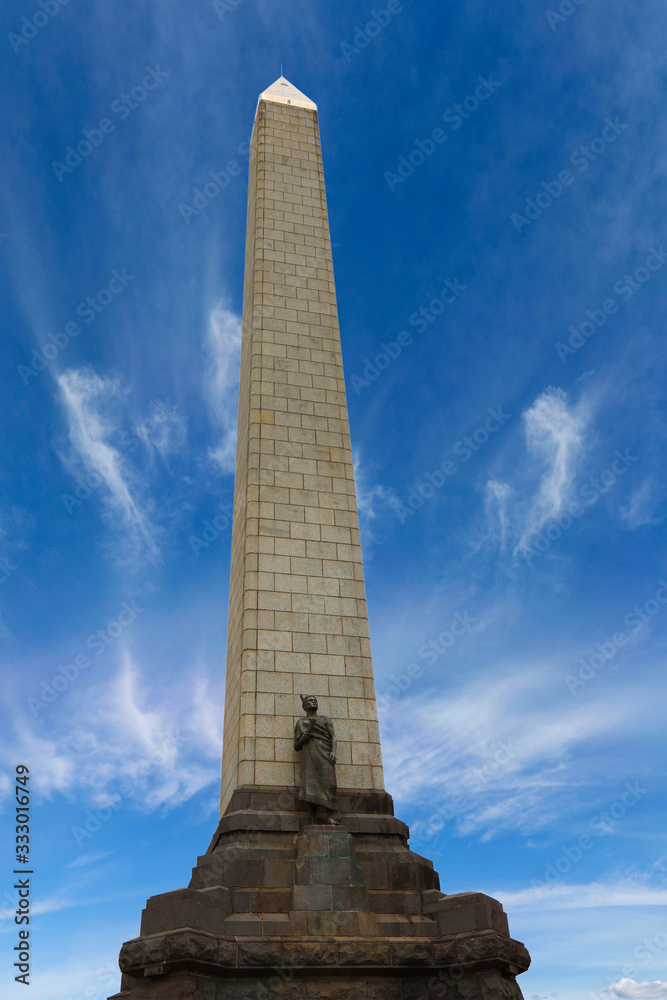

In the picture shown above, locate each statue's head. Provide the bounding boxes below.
[300,693,318,711]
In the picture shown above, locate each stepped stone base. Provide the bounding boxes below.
[109,787,529,1000]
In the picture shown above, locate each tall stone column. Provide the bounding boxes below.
[221,77,383,814]
[108,78,531,1000]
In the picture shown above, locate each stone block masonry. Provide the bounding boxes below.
[220,79,384,814]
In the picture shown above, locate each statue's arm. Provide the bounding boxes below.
[294,719,309,751]
[324,716,337,763]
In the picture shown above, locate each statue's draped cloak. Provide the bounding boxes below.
[294,715,337,809]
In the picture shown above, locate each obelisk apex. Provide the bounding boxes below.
[220,77,384,814]
[258,75,317,110]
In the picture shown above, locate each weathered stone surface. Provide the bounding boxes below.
[110,969,527,1000]
[111,972,198,999]
[432,930,531,973]
[222,913,262,937]
[262,914,293,936]
[249,887,292,912]
[264,860,295,887]
[142,935,166,966]
[292,883,332,910]
[163,930,218,965]
[369,889,421,914]
[455,972,526,1000]
[216,939,237,966]
[302,909,378,937]
[391,939,433,966]
[424,891,510,938]
[363,861,389,889]
[331,885,368,910]
[311,856,351,883]
[283,939,337,966]
[141,888,231,936]
[295,857,311,883]
[118,939,144,974]
[237,937,283,967]
[337,940,391,966]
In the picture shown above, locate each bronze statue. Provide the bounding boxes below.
[294,694,339,825]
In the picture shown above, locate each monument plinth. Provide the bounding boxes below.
[109,76,530,999]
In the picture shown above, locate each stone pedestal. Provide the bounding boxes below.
[109,787,529,999]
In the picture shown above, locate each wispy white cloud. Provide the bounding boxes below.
[352,449,400,547]
[605,979,667,999]
[620,479,665,530]
[66,851,111,869]
[485,479,512,550]
[381,663,629,839]
[80,651,222,811]
[192,670,227,758]
[476,386,600,567]
[5,726,75,799]
[204,302,242,473]
[0,893,75,923]
[514,387,587,556]
[57,367,159,561]
[1,650,223,813]
[0,949,119,1000]
[135,397,187,465]
[496,880,667,911]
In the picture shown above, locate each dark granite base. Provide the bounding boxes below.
[108,787,529,1000]
[112,966,526,1000]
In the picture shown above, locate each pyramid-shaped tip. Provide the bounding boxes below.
[259,75,317,110]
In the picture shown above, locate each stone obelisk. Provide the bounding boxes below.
[220,77,382,813]
[109,78,530,1000]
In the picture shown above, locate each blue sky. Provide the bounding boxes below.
[1,1,666,998]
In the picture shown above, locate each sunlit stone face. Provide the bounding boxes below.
[219,80,384,816]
